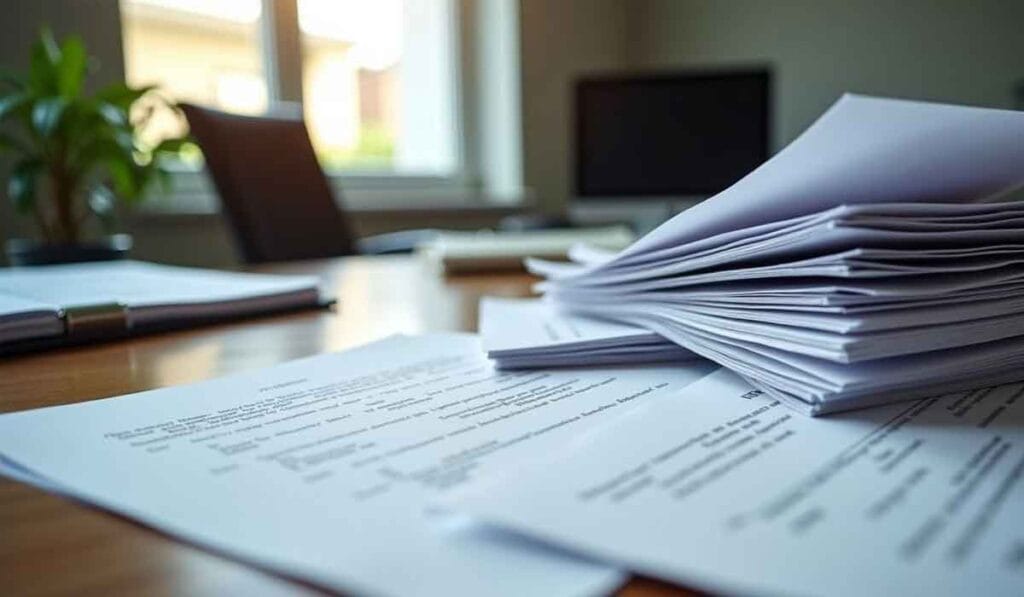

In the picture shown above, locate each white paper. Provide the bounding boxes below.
[494,348,695,370]
[0,333,716,597]
[630,311,1024,414]
[480,298,694,369]
[449,368,1024,596]
[480,297,663,353]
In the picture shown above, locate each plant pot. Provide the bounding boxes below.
[5,234,133,266]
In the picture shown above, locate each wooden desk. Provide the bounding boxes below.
[0,256,693,597]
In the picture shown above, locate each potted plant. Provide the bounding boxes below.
[0,28,186,266]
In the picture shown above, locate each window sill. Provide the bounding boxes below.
[135,168,532,219]
[127,193,531,226]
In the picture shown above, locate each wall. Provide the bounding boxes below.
[631,0,1024,150]
[518,0,634,214]
[518,0,1024,213]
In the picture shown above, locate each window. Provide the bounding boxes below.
[121,0,267,159]
[121,0,460,179]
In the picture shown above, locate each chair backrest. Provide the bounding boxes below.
[180,103,358,263]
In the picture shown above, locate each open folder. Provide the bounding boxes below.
[527,95,1024,415]
[0,260,325,354]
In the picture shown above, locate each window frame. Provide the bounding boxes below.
[131,0,488,213]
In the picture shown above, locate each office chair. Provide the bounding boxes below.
[180,103,432,263]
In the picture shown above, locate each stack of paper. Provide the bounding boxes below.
[528,95,1024,415]
[480,297,689,368]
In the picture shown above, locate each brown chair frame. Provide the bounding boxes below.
[181,103,358,263]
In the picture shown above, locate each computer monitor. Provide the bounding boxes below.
[574,68,771,200]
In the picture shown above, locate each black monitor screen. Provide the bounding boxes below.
[575,69,770,198]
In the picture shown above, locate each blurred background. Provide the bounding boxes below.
[1,0,1023,268]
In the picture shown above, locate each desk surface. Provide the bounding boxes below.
[0,256,693,597]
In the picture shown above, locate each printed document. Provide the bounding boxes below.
[450,368,1024,596]
[0,333,715,597]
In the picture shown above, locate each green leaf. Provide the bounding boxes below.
[56,36,86,98]
[40,27,61,64]
[104,154,137,199]
[31,96,67,136]
[7,158,42,213]
[65,133,119,181]
[29,30,59,94]
[95,83,156,112]
[96,100,128,127]
[112,128,136,152]
[0,91,30,121]
[153,136,190,154]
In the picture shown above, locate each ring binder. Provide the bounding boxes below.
[0,261,327,356]
[63,303,129,341]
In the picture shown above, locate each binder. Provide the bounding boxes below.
[0,261,332,356]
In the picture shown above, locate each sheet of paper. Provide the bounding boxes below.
[480,298,693,370]
[0,333,716,597]
[551,230,1024,293]
[677,296,1024,334]
[449,368,1024,596]
[494,348,694,370]
[634,311,1024,414]
[0,292,57,317]
[613,201,1024,273]
[480,297,663,353]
